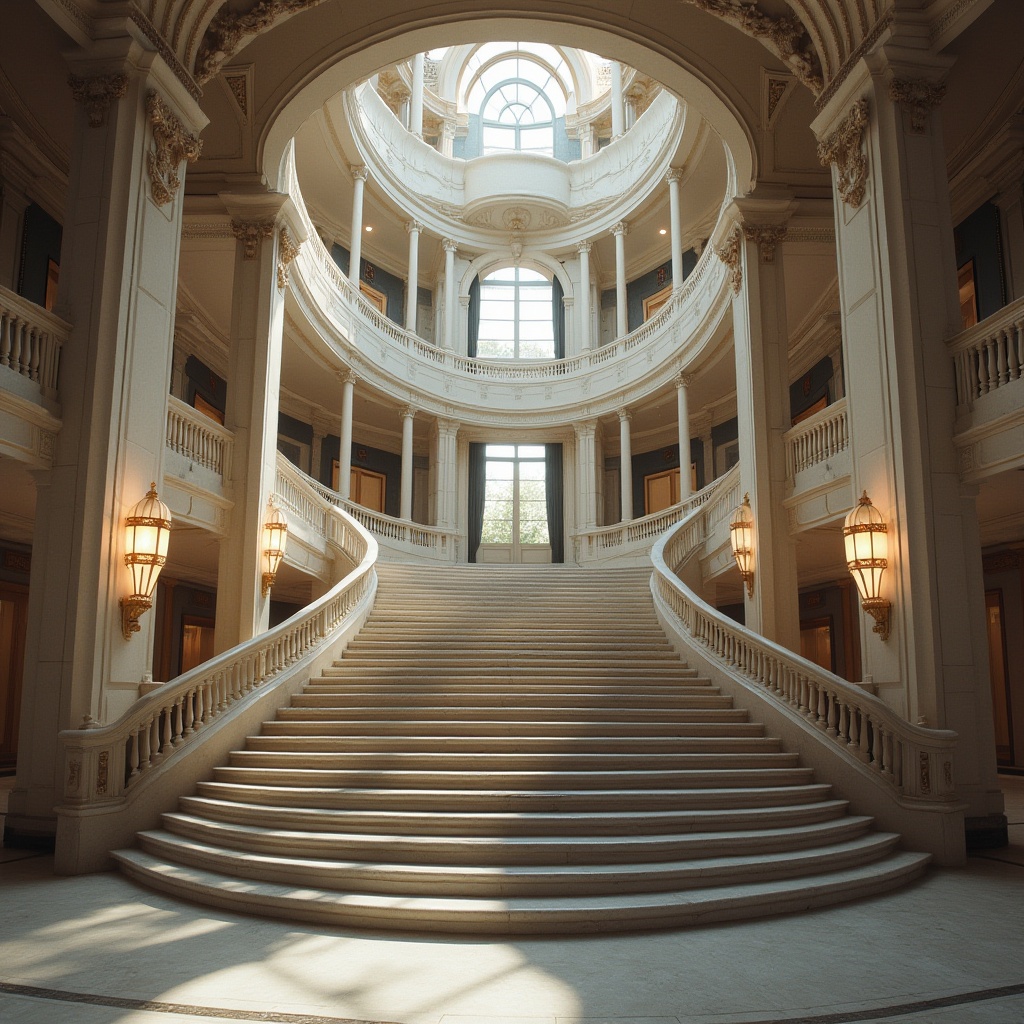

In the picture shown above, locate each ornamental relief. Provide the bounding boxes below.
[743,225,787,264]
[817,99,869,208]
[889,78,947,134]
[276,227,302,288]
[232,220,274,260]
[68,73,128,128]
[146,92,202,207]
[714,227,743,294]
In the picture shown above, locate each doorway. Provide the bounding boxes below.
[0,584,28,772]
[477,444,551,563]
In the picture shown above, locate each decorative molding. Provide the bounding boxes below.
[715,227,743,294]
[127,7,202,103]
[181,221,235,240]
[889,78,947,134]
[743,225,787,263]
[194,0,327,84]
[983,550,1020,573]
[224,75,249,122]
[231,220,274,259]
[815,11,893,113]
[765,75,791,127]
[687,0,823,94]
[96,751,109,795]
[277,226,301,288]
[932,0,984,45]
[786,226,836,245]
[817,99,870,208]
[146,92,202,207]
[67,73,128,128]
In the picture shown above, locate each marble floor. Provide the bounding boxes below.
[1,774,1022,1024]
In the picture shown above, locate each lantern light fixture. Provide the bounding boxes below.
[121,483,171,640]
[261,499,289,597]
[844,490,891,641]
[729,492,755,597]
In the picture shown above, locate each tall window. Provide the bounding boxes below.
[477,267,555,358]
[480,80,556,154]
[481,445,549,549]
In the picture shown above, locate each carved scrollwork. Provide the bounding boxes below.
[689,0,823,94]
[743,225,787,264]
[68,73,129,128]
[817,99,870,208]
[146,93,202,207]
[715,227,743,294]
[232,220,275,260]
[889,78,947,134]
[276,226,302,288]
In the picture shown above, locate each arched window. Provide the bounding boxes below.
[480,79,556,155]
[477,267,555,359]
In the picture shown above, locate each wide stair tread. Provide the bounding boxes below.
[117,561,931,934]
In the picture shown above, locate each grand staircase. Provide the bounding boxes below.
[114,563,930,934]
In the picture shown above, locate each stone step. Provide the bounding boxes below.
[114,846,930,936]
[289,691,733,708]
[273,705,744,722]
[259,719,761,738]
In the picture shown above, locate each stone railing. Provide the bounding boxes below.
[949,296,1024,407]
[784,398,849,477]
[281,462,459,562]
[0,284,69,402]
[573,474,722,563]
[649,490,964,864]
[165,395,234,479]
[55,480,378,873]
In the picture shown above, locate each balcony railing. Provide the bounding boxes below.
[165,395,234,480]
[784,397,849,477]
[0,284,69,402]
[949,296,1024,407]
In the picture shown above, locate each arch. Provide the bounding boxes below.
[258,15,758,200]
[459,250,573,302]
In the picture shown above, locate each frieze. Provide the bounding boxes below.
[743,224,787,264]
[146,92,202,207]
[231,220,274,260]
[817,100,869,208]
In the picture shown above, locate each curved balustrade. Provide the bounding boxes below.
[949,296,1024,407]
[649,487,963,862]
[276,459,458,562]
[165,396,234,478]
[784,398,849,477]
[56,478,379,872]
[0,284,68,402]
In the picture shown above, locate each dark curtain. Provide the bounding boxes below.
[545,443,564,563]
[468,442,487,563]
[552,275,565,359]
[467,275,481,358]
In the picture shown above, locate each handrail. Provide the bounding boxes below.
[650,496,957,807]
[0,283,70,401]
[58,467,378,809]
[783,397,849,477]
[948,296,1024,407]
[165,395,234,478]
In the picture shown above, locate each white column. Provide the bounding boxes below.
[676,373,692,501]
[610,62,625,139]
[577,240,592,351]
[405,220,422,332]
[442,120,456,158]
[667,168,684,292]
[442,237,458,350]
[348,165,369,287]
[612,221,628,339]
[400,405,415,521]
[410,53,425,139]
[338,370,355,500]
[574,420,598,529]
[433,418,459,529]
[618,409,633,523]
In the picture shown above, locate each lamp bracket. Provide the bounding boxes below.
[862,597,891,642]
[120,595,152,641]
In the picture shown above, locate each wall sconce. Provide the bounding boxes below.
[121,483,171,640]
[261,499,288,597]
[730,493,755,597]
[844,490,891,641]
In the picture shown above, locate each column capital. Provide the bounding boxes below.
[442,238,459,254]
[351,165,370,183]
[400,405,417,421]
[562,295,575,308]
[611,221,629,237]
[459,294,471,308]
[231,220,274,260]
[145,91,202,207]
[676,371,694,389]
[714,226,743,295]
[577,240,592,255]
[312,411,335,437]
[573,419,597,440]
[742,224,788,264]
[67,72,128,128]
[816,99,870,209]
[276,226,302,288]
[888,77,947,135]
[617,408,632,424]
[405,220,425,235]
[337,369,359,386]
[665,167,684,185]
[434,417,460,438]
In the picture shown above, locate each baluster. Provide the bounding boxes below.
[1012,321,1024,379]
[986,336,999,391]
[827,693,840,737]
[814,682,827,727]
[28,326,41,381]
[843,704,855,749]
[193,686,205,730]
[0,309,10,368]
[172,698,184,746]
[128,729,141,778]
[998,329,1010,386]
[975,344,987,397]
[139,718,152,771]
[871,722,883,771]
[881,729,895,780]
[9,317,23,375]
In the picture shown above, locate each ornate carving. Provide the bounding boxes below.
[37,430,56,462]
[68,73,128,128]
[611,221,629,237]
[715,227,743,294]
[195,0,326,84]
[276,226,301,288]
[919,751,931,795]
[766,76,789,124]
[889,78,947,134]
[232,220,274,260]
[959,443,978,476]
[689,0,823,94]
[502,207,531,231]
[983,550,1020,573]
[224,74,249,121]
[67,760,81,791]
[146,93,202,207]
[943,761,953,789]
[96,751,109,795]
[817,100,870,208]
[743,225,787,263]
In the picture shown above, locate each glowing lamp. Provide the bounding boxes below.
[844,491,891,641]
[730,493,755,597]
[261,500,288,597]
[121,483,171,640]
